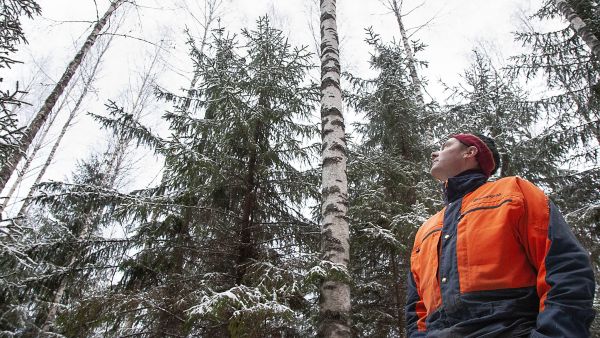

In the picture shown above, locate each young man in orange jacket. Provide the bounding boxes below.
[405,133,596,337]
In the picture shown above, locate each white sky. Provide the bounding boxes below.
[2,0,549,216]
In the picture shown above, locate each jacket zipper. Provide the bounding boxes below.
[458,199,513,221]
[415,227,442,253]
[421,227,442,243]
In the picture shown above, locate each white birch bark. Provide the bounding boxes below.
[554,0,600,59]
[0,74,54,213]
[319,0,351,337]
[0,0,127,193]
[0,94,65,215]
[17,31,119,217]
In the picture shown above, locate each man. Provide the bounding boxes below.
[405,133,595,337]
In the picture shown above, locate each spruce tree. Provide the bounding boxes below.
[508,1,599,331]
[0,152,125,336]
[440,50,563,182]
[86,16,321,337]
[344,29,437,337]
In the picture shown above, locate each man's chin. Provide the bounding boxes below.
[430,167,447,182]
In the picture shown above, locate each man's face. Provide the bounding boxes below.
[430,137,471,181]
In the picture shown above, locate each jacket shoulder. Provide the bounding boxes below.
[414,209,444,242]
[491,176,547,199]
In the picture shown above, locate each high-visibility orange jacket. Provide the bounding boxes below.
[405,171,595,337]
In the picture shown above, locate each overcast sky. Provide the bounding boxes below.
[3,0,549,215]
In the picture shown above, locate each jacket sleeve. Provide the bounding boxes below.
[516,179,596,337]
[405,270,427,338]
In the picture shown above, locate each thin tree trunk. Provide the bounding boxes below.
[389,0,424,105]
[0,99,62,215]
[17,109,75,217]
[17,30,118,217]
[149,3,218,224]
[554,0,600,59]
[0,0,127,192]
[390,252,405,337]
[235,123,260,285]
[319,0,351,337]
[182,0,220,114]
[0,73,60,213]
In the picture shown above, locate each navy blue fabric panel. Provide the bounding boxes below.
[531,201,596,337]
[426,287,538,337]
[439,199,462,317]
[444,171,488,204]
[406,271,427,337]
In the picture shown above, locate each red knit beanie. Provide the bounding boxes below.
[452,133,496,177]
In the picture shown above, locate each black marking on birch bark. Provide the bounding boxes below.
[323,202,342,215]
[318,309,351,324]
[322,229,342,245]
[321,50,340,62]
[328,142,346,155]
[320,12,335,23]
[322,156,342,167]
[321,107,343,118]
[321,77,340,91]
[319,308,350,337]
[322,185,341,195]
[320,29,340,45]
[321,64,341,78]
[321,29,340,45]
[331,119,345,129]
[323,238,344,253]
[321,128,334,138]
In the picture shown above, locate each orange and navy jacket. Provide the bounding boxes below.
[405,171,595,337]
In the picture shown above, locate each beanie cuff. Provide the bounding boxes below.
[452,133,496,177]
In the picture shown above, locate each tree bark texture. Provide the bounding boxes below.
[0,0,127,193]
[319,0,351,337]
[554,0,600,59]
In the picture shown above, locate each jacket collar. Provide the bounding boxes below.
[443,170,488,204]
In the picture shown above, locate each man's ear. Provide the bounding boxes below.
[464,145,479,159]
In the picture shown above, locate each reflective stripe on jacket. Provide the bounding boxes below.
[405,171,595,337]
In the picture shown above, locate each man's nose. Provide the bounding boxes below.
[431,151,439,160]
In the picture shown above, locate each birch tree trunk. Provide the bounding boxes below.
[554,0,600,59]
[0,0,127,193]
[0,73,56,213]
[0,94,64,215]
[17,31,119,217]
[319,1,351,337]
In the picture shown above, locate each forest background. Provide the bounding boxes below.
[1,0,598,337]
